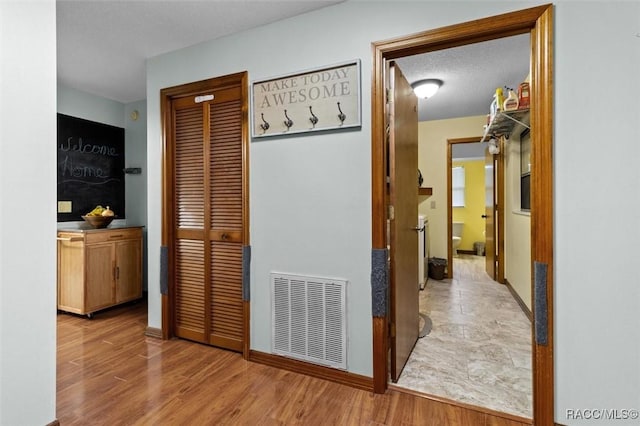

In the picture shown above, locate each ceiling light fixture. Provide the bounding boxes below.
[411,79,443,99]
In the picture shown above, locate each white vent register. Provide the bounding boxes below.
[271,273,347,369]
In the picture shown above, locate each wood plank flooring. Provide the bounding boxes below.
[57,301,530,425]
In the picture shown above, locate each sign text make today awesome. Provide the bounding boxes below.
[252,61,361,137]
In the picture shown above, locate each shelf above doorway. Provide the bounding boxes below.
[418,187,433,197]
[480,108,530,143]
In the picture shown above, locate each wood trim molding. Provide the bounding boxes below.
[249,350,374,392]
[46,420,61,426]
[497,137,506,284]
[504,279,533,322]
[144,326,163,339]
[447,136,482,279]
[389,384,533,425]
[531,6,555,425]
[370,5,555,423]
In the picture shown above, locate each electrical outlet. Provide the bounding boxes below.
[430,200,436,209]
[58,201,72,213]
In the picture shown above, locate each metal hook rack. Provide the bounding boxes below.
[260,113,270,132]
[337,102,346,124]
[283,110,293,130]
[309,106,319,127]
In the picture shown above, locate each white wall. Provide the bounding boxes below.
[418,116,486,259]
[0,1,57,424]
[145,0,533,377]
[554,2,640,424]
[124,100,148,289]
[57,84,124,128]
[56,87,148,289]
[504,132,532,310]
[143,1,640,423]
[1,0,637,424]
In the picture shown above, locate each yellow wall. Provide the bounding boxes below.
[452,160,486,251]
[418,115,486,258]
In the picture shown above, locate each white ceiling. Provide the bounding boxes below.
[396,34,530,121]
[57,0,343,103]
[57,1,530,121]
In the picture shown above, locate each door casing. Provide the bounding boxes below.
[160,72,251,359]
[370,4,554,424]
[446,137,504,282]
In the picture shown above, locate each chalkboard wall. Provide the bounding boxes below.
[57,114,125,222]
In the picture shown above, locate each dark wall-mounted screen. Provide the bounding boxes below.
[57,114,125,222]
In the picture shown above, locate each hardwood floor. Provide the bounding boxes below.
[57,301,530,425]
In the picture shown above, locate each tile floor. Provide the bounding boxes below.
[396,255,532,418]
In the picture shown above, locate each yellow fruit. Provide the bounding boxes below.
[101,206,115,217]
[87,205,104,216]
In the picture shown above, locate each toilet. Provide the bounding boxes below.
[452,222,464,257]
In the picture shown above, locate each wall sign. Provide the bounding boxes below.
[251,60,361,138]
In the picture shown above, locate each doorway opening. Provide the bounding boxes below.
[393,133,533,417]
[371,4,554,424]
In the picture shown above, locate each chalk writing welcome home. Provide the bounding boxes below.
[59,137,120,157]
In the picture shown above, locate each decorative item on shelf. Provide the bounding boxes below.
[418,169,424,187]
[518,82,530,109]
[503,87,520,111]
[495,87,504,112]
[488,138,500,155]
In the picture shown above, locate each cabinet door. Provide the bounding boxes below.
[57,237,85,312]
[115,239,142,303]
[85,244,115,311]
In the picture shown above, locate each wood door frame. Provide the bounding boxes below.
[446,137,504,282]
[371,4,554,424]
[160,71,251,359]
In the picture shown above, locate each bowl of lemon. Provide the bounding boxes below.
[82,205,116,228]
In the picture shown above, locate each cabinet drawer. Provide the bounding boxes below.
[85,228,142,245]
[57,232,84,243]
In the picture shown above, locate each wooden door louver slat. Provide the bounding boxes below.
[175,107,204,230]
[210,241,243,345]
[208,98,243,349]
[171,81,245,353]
[210,99,243,231]
[175,239,205,341]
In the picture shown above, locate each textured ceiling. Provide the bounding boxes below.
[396,34,530,121]
[57,0,342,103]
[57,1,529,120]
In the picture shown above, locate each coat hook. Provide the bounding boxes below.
[283,110,293,130]
[337,102,346,124]
[309,106,319,127]
[260,113,270,132]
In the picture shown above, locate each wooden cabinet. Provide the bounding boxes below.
[57,226,143,317]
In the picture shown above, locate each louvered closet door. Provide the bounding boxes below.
[172,86,244,351]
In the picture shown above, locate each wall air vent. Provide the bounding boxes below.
[271,272,347,370]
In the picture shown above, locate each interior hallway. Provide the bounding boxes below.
[56,299,531,425]
[396,255,532,418]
